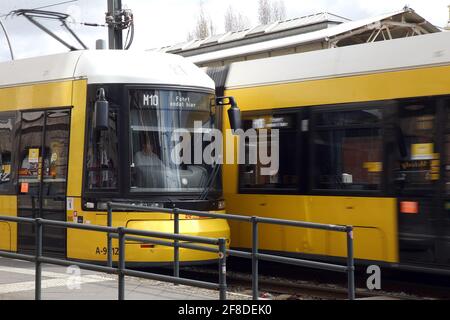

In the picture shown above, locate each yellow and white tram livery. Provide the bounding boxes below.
[215,31,450,273]
[0,50,229,264]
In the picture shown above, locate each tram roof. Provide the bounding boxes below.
[224,31,450,89]
[0,50,215,90]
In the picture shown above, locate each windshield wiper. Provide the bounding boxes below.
[199,162,221,200]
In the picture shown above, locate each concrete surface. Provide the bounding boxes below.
[0,257,249,300]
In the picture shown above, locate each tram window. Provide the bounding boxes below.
[395,103,436,193]
[128,89,218,193]
[313,109,383,191]
[316,109,382,126]
[0,114,15,193]
[85,107,119,191]
[239,113,298,191]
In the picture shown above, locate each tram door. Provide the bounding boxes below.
[17,110,70,257]
[395,97,450,267]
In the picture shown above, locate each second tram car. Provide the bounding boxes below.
[213,31,450,273]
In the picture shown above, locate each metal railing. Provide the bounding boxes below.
[107,202,356,300]
[0,215,228,300]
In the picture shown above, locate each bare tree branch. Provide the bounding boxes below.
[258,0,286,24]
[225,5,251,32]
[272,0,286,21]
[258,0,272,25]
[189,1,216,40]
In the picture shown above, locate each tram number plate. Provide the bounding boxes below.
[95,247,119,256]
[183,215,208,220]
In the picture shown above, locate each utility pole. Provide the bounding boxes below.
[107,0,123,49]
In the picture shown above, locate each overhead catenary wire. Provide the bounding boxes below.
[0,0,83,55]
[2,0,134,52]
[0,0,79,18]
[15,14,109,28]
[0,18,14,60]
[31,0,79,11]
[124,20,134,49]
[11,9,87,50]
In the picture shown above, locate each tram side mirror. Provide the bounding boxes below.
[94,88,109,131]
[228,103,242,132]
[216,96,242,132]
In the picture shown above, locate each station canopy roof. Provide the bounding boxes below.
[155,12,350,54]
[151,7,442,65]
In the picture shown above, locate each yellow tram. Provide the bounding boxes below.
[0,50,230,264]
[215,31,450,273]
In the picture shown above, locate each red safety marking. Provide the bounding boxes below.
[401,201,419,214]
[140,244,155,249]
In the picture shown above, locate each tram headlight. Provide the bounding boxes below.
[85,202,95,209]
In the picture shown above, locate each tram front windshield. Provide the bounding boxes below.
[129,89,220,193]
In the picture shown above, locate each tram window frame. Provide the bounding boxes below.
[310,104,386,195]
[238,108,304,195]
[393,97,440,196]
[83,85,123,198]
[0,112,17,195]
[122,85,223,199]
[127,87,220,195]
[443,97,450,197]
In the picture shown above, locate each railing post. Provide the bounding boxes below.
[118,227,126,300]
[173,208,180,282]
[107,202,113,268]
[35,218,43,300]
[346,226,355,300]
[251,216,259,300]
[218,238,227,300]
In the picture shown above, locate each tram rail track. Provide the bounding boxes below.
[136,258,450,300]
[181,267,422,300]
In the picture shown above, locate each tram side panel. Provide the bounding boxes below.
[0,197,16,251]
[222,147,398,263]
[222,71,421,265]
[0,80,75,253]
[223,62,450,269]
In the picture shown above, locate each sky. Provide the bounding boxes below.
[0,0,449,62]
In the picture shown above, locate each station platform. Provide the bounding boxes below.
[0,257,249,300]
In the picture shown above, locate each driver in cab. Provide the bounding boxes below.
[134,137,164,168]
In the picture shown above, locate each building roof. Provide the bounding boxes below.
[158,7,440,66]
[155,12,350,54]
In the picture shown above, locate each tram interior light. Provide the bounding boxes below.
[94,88,109,131]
